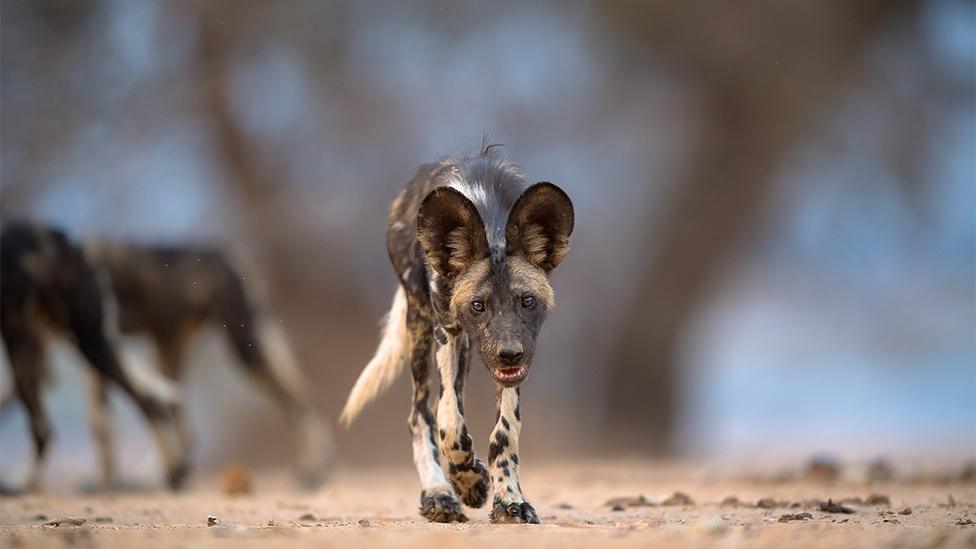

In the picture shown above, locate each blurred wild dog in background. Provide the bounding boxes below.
[1,230,333,490]
[0,222,188,492]
[341,144,574,524]
[81,241,335,489]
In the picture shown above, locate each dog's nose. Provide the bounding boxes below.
[498,344,524,366]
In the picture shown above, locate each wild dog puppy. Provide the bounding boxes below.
[79,242,334,489]
[0,222,187,492]
[341,145,574,524]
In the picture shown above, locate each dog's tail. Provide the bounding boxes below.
[117,346,181,406]
[340,285,408,427]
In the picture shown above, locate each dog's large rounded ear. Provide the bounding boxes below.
[417,187,490,279]
[505,182,574,273]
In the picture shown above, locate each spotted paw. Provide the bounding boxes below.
[489,498,540,524]
[448,458,490,508]
[420,489,469,523]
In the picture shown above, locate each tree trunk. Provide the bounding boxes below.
[602,0,919,452]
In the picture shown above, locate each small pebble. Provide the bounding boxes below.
[820,499,855,514]
[207,516,219,527]
[662,492,694,506]
[778,512,813,522]
[220,465,252,496]
[865,494,890,506]
[604,495,648,508]
[45,517,87,527]
[756,497,778,509]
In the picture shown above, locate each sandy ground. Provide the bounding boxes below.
[1,460,974,548]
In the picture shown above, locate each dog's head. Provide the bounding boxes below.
[418,183,574,387]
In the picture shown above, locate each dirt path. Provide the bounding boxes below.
[2,460,974,548]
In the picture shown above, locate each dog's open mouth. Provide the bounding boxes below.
[492,364,529,385]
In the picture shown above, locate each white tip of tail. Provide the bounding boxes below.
[119,346,180,405]
[340,286,409,427]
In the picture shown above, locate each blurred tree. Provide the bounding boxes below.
[0,1,97,213]
[185,2,373,318]
[2,0,963,466]
[599,0,921,452]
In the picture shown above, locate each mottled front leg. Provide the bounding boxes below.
[406,306,467,523]
[488,387,538,524]
[435,329,489,508]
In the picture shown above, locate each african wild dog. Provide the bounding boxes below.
[341,145,574,523]
[0,222,188,492]
[71,241,334,489]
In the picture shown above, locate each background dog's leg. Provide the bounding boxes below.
[63,269,189,491]
[435,332,488,508]
[155,334,196,473]
[224,320,334,488]
[76,332,188,490]
[488,387,539,524]
[218,265,333,488]
[406,304,466,523]
[3,325,50,493]
[86,372,116,490]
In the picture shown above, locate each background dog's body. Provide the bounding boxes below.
[1,235,333,489]
[342,146,574,524]
[85,242,334,488]
[0,222,187,492]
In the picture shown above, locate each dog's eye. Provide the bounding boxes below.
[521,295,536,309]
[470,299,485,313]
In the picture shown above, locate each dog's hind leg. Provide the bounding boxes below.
[75,330,188,490]
[435,331,489,508]
[224,318,334,488]
[86,372,116,489]
[406,299,466,523]
[2,323,50,493]
[65,267,188,490]
[488,387,539,524]
[218,265,333,488]
[154,334,197,473]
[1,347,50,422]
